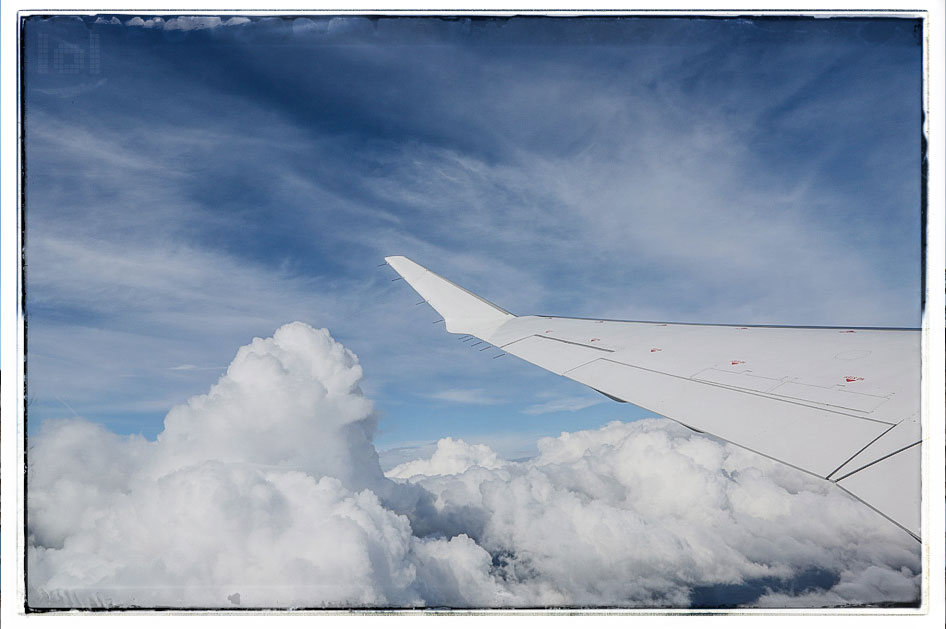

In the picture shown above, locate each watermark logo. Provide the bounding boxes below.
[37,33,100,75]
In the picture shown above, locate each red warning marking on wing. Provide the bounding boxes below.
[845,376,864,383]
[731,360,745,366]
[590,338,601,342]
[840,330,857,334]
[650,348,662,353]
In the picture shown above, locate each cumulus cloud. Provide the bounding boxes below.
[163,17,227,31]
[28,323,920,609]
[29,322,424,608]
[387,437,504,479]
[123,15,249,30]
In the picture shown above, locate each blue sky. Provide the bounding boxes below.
[24,15,923,462]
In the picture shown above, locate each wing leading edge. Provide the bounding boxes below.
[385,256,922,541]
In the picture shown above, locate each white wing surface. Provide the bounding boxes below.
[385,256,922,541]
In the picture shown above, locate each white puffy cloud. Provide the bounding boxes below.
[28,323,920,609]
[29,322,424,608]
[122,16,249,31]
[163,17,221,31]
[408,420,921,607]
[387,437,504,479]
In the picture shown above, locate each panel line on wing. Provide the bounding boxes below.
[825,423,899,480]
[537,315,921,332]
[500,335,615,376]
[659,415,844,481]
[532,334,615,352]
[498,334,616,352]
[597,358,897,426]
[627,407,884,486]
[539,370,822,477]
[832,441,922,483]
[562,357,614,376]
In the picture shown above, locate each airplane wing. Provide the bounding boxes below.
[385,255,922,541]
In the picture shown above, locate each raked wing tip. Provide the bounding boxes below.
[384,255,514,338]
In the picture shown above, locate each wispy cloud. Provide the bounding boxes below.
[33,78,108,98]
[23,16,922,447]
[522,396,605,416]
[427,388,502,405]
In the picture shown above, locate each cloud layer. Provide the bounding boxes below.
[28,324,920,609]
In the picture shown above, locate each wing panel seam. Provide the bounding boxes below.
[825,423,898,480]
[536,315,920,332]
[534,334,615,352]
[591,358,896,426]
[500,334,614,353]
[497,334,538,349]
[833,441,922,483]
